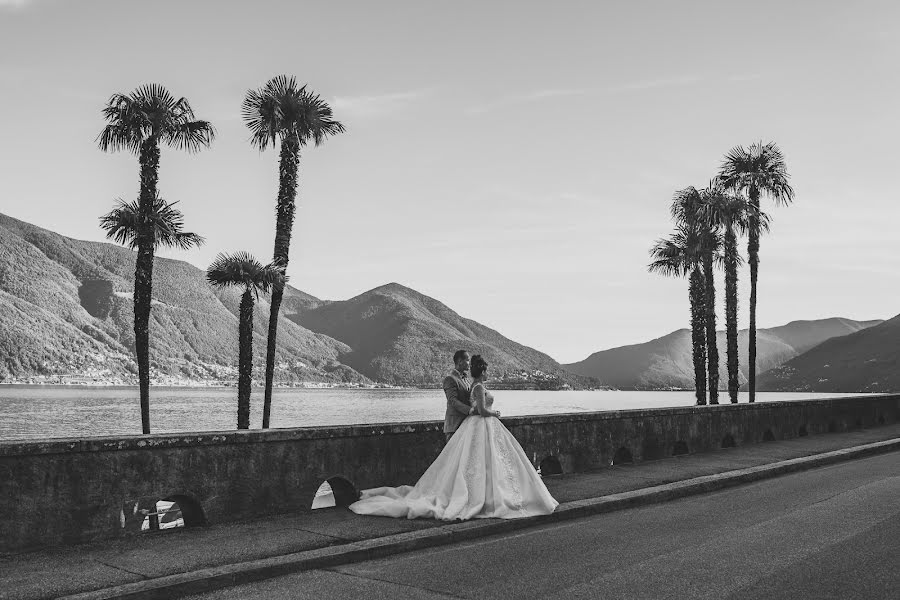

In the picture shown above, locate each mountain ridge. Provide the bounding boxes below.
[0,213,591,388]
[755,313,900,393]
[563,317,884,390]
[289,281,585,386]
[0,212,363,384]
[4,211,891,392]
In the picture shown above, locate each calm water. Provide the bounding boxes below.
[0,386,873,442]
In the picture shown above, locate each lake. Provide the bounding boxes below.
[0,386,872,442]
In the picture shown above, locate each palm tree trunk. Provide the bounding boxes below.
[724,226,739,403]
[238,289,254,429]
[133,247,154,434]
[748,189,760,403]
[262,136,300,428]
[135,140,160,436]
[702,253,719,404]
[689,267,707,405]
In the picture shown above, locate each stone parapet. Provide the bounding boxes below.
[1,394,897,553]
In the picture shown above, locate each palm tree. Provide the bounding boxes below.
[99,197,204,432]
[648,226,708,405]
[242,75,345,428]
[699,182,765,402]
[97,84,215,434]
[206,253,285,429]
[671,186,723,404]
[718,142,794,402]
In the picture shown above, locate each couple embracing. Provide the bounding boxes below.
[349,350,559,520]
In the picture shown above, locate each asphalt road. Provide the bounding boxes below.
[185,451,900,599]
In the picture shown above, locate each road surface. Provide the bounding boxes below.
[186,451,900,599]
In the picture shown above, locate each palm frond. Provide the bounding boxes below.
[648,227,703,277]
[170,230,206,251]
[718,141,794,205]
[297,88,346,147]
[707,170,775,239]
[97,92,147,153]
[131,83,177,119]
[206,252,286,294]
[756,205,772,234]
[165,119,216,153]
[97,83,214,154]
[96,122,142,154]
[697,180,749,231]
[710,244,728,269]
[150,199,205,250]
[242,75,345,151]
[241,88,279,151]
[99,196,205,251]
[737,201,772,236]
[670,186,704,228]
[171,96,197,122]
[99,199,143,249]
[767,175,795,207]
[647,260,684,278]
[698,227,724,259]
[648,241,688,277]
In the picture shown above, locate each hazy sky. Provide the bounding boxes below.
[1,0,898,363]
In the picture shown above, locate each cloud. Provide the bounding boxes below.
[466,76,703,115]
[330,88,433,119]
[607,74,702,92]
[727,73,766,83]
[466,88,588,115]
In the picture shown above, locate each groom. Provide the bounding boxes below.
[442,349,476,442]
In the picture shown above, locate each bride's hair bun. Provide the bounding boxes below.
[471,355,488,378]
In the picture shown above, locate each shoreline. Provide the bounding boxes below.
[0,380,613,392]
[0,383,608,392]
[0,381,412,390]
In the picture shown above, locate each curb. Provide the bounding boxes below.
[59,437,900,600]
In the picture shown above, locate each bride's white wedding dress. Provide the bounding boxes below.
[348,383,559,520]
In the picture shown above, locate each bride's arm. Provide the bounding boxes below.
[472,385,500,417]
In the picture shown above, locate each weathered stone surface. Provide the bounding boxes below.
[0,395,897,554]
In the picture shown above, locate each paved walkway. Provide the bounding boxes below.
[2,424,899,600]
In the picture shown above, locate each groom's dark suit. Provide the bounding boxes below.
[442,368,473,438]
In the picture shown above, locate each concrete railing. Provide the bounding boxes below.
[1,394,897,554]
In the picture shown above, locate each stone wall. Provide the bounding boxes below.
[1,394,897,554]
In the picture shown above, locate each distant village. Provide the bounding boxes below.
[0,366,604,391]
[0,360,395,389]
[0,374,406,390]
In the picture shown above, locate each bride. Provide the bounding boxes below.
[349,355,559,520]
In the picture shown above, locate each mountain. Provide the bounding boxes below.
[0,213,590,388]
[289,283,590,387]
[562,317,883,390]
[0,212,365,384]
[755,314,900,393]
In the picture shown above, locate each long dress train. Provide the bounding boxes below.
[348,386,558,520]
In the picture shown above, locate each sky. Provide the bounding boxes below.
[1,0,898,364]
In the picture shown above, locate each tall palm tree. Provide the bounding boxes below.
[97,84,215,434]
[649,226,708,405]
[718,142,794,402]
[242,75,345,428]
[699,182,765,402]
[206,253,285,429]
[99,197,204,432]
[671,186,723,404]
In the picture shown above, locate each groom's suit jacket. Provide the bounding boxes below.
[442,369,472,434]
